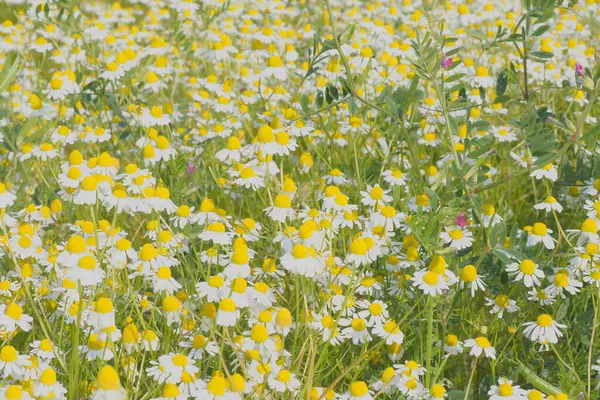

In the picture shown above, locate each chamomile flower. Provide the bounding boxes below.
[443,334,464,355]
[440,226,473,250]
[162,296,184,325]
[459,264,486,296]
[488,378,526,399]
[505,259,545,287]
[526,223,556,249]
[264,194,296,222]
[140,106,171,127]
[216,298,239,327]
[485,295,519,318]
[190,375,237,400]
[413,270,448,296]
[547,269,583,297]
[280,244,325,277]
[199,223,234,245]
[491,126,518,142]
[373,320,404,345]
[179,334,218,360]
[268,368,301,393]
[360,185,392,207]
[340,381,373,400]
[522,314,566,344]
[92,365,127,400]
[382,169,408,189]
[148,353,199,384]
[33,367,67,399]
[0,183,16,208]
[0,385,33,400]
[0,345,29,379]
[534,196,563,213]
[530,163,558,182]
[464,336,496,359]
[0,303,34,333]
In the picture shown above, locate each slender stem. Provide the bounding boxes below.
[550,343,584,386]
[425,297,435,388]
[464,357,478,400]
[588,287,600,399]
[323,0,353,88]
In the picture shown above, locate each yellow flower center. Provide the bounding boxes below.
[532,222,547,236]
[18,236,32,249]
[219,298,236,312]
[207,376,227,395]
[554,272,569,287]
[0,346,18,362]
[519,260,536,275]
[349,238,368,256]
[349,381,368,396]
[370,186,384,200]
[274,194,291,208]
[78,256,96,270]
[277,369,291,383]
[369,303,383,315]
[40,368,57,385]
[172,354,188,366]
[239,167,255,179]
[460,265,477,282]
[162,296,182,312]
[430,384,446,398]
[5,386,23,400]
[498,383,513,396]
[423,271,439,285]
[445,334,458,346]
[351,318,366,331]
[536,313,553,327]
[495,294,509,308]
[95,297,113,313]
[80,176,98,191]
[475,336,491,348]
[97,365,121,391]
[449,229,463,240]
[150,106,163,118]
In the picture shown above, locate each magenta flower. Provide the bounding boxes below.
[575,62,584,77]
[441,56,453,69]
[456,212,468,228]
[186,163,196,174]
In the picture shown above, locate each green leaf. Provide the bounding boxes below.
[531,25,550,36]
[315,91,324,108]
[490,221,507,246]
[423,187,439,210]
[16,117,42,147]
[472,120,491,131]
[582,123,600,144]
[0,56,21,94]
[533,152,556,167]
[496,71,508,97]
[444,73,465,83]
[556,301,569,321]
[445,47,463,57]
[529,51,554,59]
[348,97,358,114]
[300,94,309,114]
[492,248,512,264]
[448,390,468,400]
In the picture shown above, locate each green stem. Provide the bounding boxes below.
[588,287,600,399]
[425,297,435,387]
[464,357,478,400]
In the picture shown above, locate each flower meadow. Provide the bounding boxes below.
[2,0,600,399]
